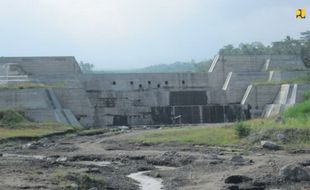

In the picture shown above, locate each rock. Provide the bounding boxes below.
[224,175,253,184]
[279,164,310,182]
[67,183,78,189]
[230,155,246,163]
[22,142,40,149]
[56,156,67,162]
[276,133,285,141]
[230,155,253,165]
[261,141,280,150]
[86,168,100,173]
[118,126,129,130]
[204,153,219,160]
[299,160,310,167]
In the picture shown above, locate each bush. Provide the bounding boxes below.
[304,90,310,101]
[0,109,28,125]
[235,123,251,138]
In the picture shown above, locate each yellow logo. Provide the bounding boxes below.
[296,8,306,19]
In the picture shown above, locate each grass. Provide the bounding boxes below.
[0,82,65,89]
[132,91,310,147]
[0,123,77,140]
[253,73,310,85]
[0,109,80,141]
[132,125,240,146]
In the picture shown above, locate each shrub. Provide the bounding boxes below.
[235,123,251,138]
[0,109,28,125]
[283,100,310,119]
[304,90,310,101]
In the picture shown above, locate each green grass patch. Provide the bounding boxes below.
[0,122,78,140]
[0,109,28,126]
[238,94,310,147]
[283,100,310,119]
[0,109,79,141]
[253,72,310,86]
[0,82,65,89]
[131,126,240,146]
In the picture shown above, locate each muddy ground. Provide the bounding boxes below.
[0,125,309,190]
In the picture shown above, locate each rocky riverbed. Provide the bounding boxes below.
[0,127,309,190]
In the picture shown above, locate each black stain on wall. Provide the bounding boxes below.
[170,91,207,106]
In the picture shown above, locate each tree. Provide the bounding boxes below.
[271,36,302,55]
[79,61,94,73]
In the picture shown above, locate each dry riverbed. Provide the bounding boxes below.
[0,125,309,190]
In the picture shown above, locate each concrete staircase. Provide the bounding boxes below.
[0,63,30,84]
[262,84,298,117]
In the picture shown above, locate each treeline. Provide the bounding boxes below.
[132,59,212,73]
[219,31,310,56]
[80,31,310,73]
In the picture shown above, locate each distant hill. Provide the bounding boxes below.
[93,60,212,73]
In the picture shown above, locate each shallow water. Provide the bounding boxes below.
[128,171,163,190]
[2,153,46,160]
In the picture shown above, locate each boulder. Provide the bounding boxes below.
[261,141,280,150]
[299,160,310,167]
[224,175,253,184]
[279,164,310,182]
[230,155,253,165]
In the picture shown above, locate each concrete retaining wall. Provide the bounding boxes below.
[0,57,81,76]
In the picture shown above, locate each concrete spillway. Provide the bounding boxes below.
[222,72,233,90]
[263,83,299,118]
[287,84,298,105]
[241,85,253,105]
[208,54,219,73]
[275,84,290,104]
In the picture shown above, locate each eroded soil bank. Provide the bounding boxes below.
[0,126,309,190]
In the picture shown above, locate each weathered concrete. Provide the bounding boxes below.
[0,55,308,127]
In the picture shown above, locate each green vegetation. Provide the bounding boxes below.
[0,109,79,141]
[86,30,310,73]
[0,123,77,140]
[234,123,250,138]
[252,72,310,86]
[219,31,310,56]
[132,91,310,147]
[52,169,106,190]
[0,109,27,125]
[284,101,310,119]
[238,91,310,146]
[92,59,212,73]
[132,125,240,145]
[0,82,65,89]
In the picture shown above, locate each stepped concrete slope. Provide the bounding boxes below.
[0,55,309,127]
[0,57,81,76]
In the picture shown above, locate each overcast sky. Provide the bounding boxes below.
[0,0,309,70]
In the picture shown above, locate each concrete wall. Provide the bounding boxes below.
[0,55,308,127]
[80,73,233,126]
[0,57,81,76]
[224,72,269,103]
[210,55,307,76]
[268,55,306,71]
[0,89,50,109]
[53,88,95,127]
[243,84,281,117]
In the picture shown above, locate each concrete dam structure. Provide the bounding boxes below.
[0,55,309,127]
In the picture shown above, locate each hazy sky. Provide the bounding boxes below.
[0,0,309,70]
